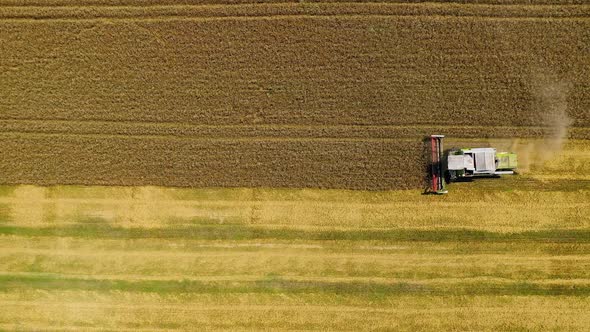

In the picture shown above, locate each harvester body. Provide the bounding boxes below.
[446,147,518,181]
[426,135,518,194]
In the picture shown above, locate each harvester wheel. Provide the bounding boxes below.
[445,170,457,183]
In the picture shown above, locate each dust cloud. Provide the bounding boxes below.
[509,75,572,173]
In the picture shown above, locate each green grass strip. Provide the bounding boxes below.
[0,224,589,243]
[0,274,588,297]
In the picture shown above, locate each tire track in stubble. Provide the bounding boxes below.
[2,118,587,139]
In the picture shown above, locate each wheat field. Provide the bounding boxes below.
[1,0,589,189]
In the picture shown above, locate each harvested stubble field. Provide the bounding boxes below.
[1,0,590,189]
[0,141,590,330]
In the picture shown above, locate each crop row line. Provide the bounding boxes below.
[0,1,588,11]
[3,224,590,242]
[3,271,590,286]
[0,130,426,142]
[1,1,587,9]
[1,129,581,141]
[0,300,453,313]
[1,122,588,139]
[3,195,586,208]
[1,2,588,21]
[1,118,580,130]
[1,300,585,315]
[3,271,590,296]
[1,1,588,9]
[1,13,588,22]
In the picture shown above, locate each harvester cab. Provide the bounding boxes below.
[425,135,518,194]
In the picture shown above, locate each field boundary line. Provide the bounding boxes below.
[0,196,587,207]
[1,13,588,23]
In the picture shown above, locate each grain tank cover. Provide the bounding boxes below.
[447,155,465,170]
[471,148,496,172]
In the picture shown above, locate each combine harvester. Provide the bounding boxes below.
[426,135,518,194]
